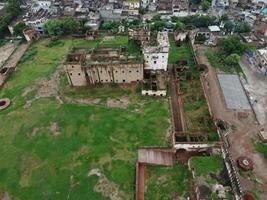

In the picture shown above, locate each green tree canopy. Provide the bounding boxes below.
[219,35,248,56]
[152,14,162,22]
[0,0,21,37]
[44,17,80,36]
[225,53,240,66]
[235,22,251,33]
[180,15,216,28]
[201,0,211,11]
[224,20,234,32]
[220,14,229,21]
[62,17,80,34]
[13,22,27,36]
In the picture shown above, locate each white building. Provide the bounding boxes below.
[31,0,51,13]
[141,0,150,7]
[122,0,140,9]
[143,32,170,71]
[255,47,267,75]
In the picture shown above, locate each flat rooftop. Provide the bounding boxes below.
[218,74,251,110]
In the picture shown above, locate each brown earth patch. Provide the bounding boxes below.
[48,122,60,136]
[88,168,130,200]
[19,155,42,187]
[107,97,129,109]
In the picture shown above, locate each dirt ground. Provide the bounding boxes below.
[196,45,267,199]
[88,168,130,200]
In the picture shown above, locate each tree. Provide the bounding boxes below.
[62,17,80,34]
[201,0,210,11]
[224,20,234,32]
[152,14,162,22]
[151,21,165,31]
[101,21,120,30]
[220,14,229,22]
[44,17,80,36]
[225,53,240,66]
[139,7,147,15]
[0,0,21,37]
[13,22,27,36]
[175,21,184,30]
[235,22,251,33]
[44,19,64,36]
[189,0,201,4]
[180,15,216,28]
[219,35,248,56]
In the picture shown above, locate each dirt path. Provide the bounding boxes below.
[2,43,29,69]
[197,45,267,198]
[0,42,18,68]
[0,43,29,87]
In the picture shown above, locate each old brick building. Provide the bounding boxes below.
[64,47,144,86]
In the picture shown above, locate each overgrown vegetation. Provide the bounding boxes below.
[46,37,65,48]
[254,142,267,160]
[169,35,218,140]
[0,0,21,37]
[191,155,223,176]
[145,164,191,199]
[20,46,38,63]
[44,17,80,36]
[206,35,248,75]
[0,39,7,47]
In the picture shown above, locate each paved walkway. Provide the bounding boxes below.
[0,43,29,87]
[239,56,267,130]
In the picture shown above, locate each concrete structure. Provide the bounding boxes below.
[174,30,188,45]
[143,32,169,71]
[128,27,150,45]
[255,47,267,75]
[141,0,151,7]
[23,27,40,42]
[172,0,189,17]
[142,70,167,96]
[84,12,101,30]
[217,74,251,110]
[196,28,211,39]
[64,47,144,86]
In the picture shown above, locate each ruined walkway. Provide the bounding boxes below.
[0,43,29,87]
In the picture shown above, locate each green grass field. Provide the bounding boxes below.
[190,155,223,176]
[0,38,170,199]
[145,164,191,199]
